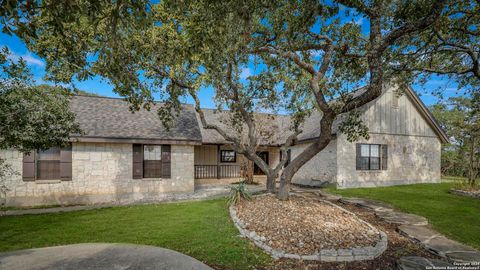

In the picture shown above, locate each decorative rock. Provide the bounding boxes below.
[339,197,366,205]
[397,225,440,243]
[450,189,480,200]
[423,236,476,257]
[376,211,428,226]
[397,256,453,270]
[445,251,480,263]
[283,253,301,260]
[301,254,319,261]
[337,249,353,256]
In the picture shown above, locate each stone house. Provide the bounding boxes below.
[0,85,448,206]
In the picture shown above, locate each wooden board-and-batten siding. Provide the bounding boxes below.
[362,88,437,138]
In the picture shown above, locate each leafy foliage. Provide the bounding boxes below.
[430,95,480,184]
[1,0,478,199]
[0,48,82,153]
[227,182,252,206]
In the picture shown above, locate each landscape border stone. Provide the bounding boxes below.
[450,189,480,200]
[229,194,388,262]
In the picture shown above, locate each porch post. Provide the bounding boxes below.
[217,145,221,179]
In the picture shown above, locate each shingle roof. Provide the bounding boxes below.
[70,85,448,145]
[70,96,202,143]
[197,109,292,145]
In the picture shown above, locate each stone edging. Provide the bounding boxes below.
[229,195,388,262]
[449,189,480,200]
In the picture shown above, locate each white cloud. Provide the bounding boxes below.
[354,17,364,25]
[4,46,45,67]
[240,67,252,80]
[20,53,44,67]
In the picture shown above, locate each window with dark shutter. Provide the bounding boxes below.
[37,147,61,180]
[22,151,36,181]
[381,145,388,170]
[23,145,72,181]
[161,145,171,178]
[356,143,387,171]
[144,145,162,178]
[132,144,143,179]
[60,144,72,180]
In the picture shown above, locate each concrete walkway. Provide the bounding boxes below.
[0,243,213,270]
[1,184,265,216]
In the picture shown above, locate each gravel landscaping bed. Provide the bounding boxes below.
[235,194,383,256]
[260,198,440,270]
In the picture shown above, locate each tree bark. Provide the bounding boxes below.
[277,112,334,200]
[266,174,276,193]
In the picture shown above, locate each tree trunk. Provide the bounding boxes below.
[266,174,276,193]
[468,137,476,186]
[277,175,290,200]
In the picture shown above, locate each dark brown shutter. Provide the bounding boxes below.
[133,144,143,179]
[161,145,171,178]
[60,144,73,180]
[356,144,361,170]
[381,144,388,170]
[23,151,36,181]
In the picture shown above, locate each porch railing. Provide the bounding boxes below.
[194,165,241,179]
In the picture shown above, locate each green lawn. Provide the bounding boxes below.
[325,182,480,249]
[0,199,270,270]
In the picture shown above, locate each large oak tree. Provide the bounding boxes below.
[2,0,478,199]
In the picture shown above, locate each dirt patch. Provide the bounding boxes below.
[236,194,381,255]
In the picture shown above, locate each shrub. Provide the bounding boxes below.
[227,182,252,205]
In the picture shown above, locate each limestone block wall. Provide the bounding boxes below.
[0,142,195,207]
[290,140,337,185]
[336,133,441,188]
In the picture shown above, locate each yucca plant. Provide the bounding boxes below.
[228,182,252,205]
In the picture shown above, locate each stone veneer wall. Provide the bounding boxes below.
[0,142,195,207]
[290,139,337,186]
[336,133,441,188]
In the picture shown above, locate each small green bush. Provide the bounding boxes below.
[227,182,252,205]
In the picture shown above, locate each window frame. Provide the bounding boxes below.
[36,147,61,180]
[143,144,162,178]
[220,150,236,163]
[357,143,383,171]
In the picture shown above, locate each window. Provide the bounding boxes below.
[23,144,72,181]
[37,147,61,180]
[220,150,236,163]
[356,144,387,170]
[143,145,162,178]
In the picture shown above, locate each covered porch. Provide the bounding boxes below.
[194,145,279,185]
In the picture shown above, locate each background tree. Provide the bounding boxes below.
[2,0,479,199]
[0,48,82,204]
[431,95,480,185]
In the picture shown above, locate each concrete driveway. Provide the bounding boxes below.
[0,243,213,270]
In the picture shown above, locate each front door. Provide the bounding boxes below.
[254,151,269,175]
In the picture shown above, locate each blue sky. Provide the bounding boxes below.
[0,28,463,109]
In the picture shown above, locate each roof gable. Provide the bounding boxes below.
[70,96,202,144]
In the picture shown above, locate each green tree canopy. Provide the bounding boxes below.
[1,0,478,198]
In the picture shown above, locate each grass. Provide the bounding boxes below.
[0,199,270,270]
[325,182,480,249]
